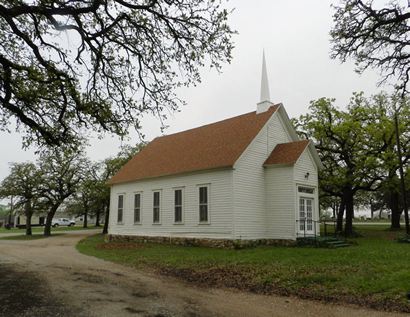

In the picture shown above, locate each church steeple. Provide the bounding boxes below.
[257,51,273,114]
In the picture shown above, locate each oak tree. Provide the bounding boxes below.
[0,0,234,146]
[0,162,42,235]
[331,0,410,233]
[296,93,406,235]
[331,0,410,93]
[38,147,87,236]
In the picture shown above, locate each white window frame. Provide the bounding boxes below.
[197,184,210,224]
[152,190,161,224]
[296,185,316,235]
[298,186,315,194]
[117,194,125,224]
[173,187,184,224]
[133,192,142,224]
[298,197,314,233]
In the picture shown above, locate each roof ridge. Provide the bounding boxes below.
[156,105,278,140]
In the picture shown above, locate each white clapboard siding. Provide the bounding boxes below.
[232,111,293,239]
[109,169,234,239]
[267,114,293,149]
[265,166,296,239]
[294,149,318,187]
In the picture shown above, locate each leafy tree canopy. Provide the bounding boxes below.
[0,162,42,209]
[0,203,10,217]
[0,0,234,146]
[331,0,410,94]
[295,92,410,234]
[37,146,89,235]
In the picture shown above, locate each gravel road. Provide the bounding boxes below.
[0,230,405,317]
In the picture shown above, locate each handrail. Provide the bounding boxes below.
[321,219,338,237]
[295,219,320,238]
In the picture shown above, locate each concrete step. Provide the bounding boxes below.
[318,237,339,242]
[331,243,351,248]
[296,236,351,248]
[326,240,347,245]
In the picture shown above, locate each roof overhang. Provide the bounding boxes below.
[107,165,234,186]
[263,163,294,168]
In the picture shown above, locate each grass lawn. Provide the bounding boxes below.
[0,225,100,234]
[0,233,64,240]
[77,225,410,313]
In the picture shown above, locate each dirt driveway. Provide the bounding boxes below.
[0,230,406,317]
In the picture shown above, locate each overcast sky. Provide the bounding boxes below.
[0,0,387,183]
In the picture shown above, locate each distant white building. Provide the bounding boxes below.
[14,214,45,228]
[108,56,323,245]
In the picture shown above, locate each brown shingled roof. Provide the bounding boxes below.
[108,105,279,184]
[264,140,309,166]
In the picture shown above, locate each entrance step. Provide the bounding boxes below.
[325,240,351,248]
[296,236,351,248]
[398,236,410,243]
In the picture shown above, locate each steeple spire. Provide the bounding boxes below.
[260,51,270,102]
[257,51,273,114]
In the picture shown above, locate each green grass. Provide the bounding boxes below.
[77,225,410,312]
[0,225,100,234]
[0,233,64,240]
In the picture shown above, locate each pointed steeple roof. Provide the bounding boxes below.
[260,51,270,103]
[257,51,273,113]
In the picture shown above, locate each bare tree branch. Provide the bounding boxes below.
[0,0,235,146]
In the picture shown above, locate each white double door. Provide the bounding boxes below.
[299,197,314,235]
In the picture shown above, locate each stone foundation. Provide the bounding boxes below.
[106,234,296,249]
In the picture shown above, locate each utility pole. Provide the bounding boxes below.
[393,100,409,235]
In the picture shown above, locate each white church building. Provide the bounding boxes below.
[107,56,323,246]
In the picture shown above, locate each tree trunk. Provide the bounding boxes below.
[83,210,88,228]
[8,212,12,227]
[44,205,59,236]
[8,196,13,226]
[391,209,402,229]
[331,201,337,219]
[393,105,410,234]
[336,197,345,233]
[379,207,383,219]
[344,191,355,236]
[370,200,374,219]
[95,209,100,227]
[102,203,109,234]
[24,200,32,236]
[25,215,32,235]
[390,191,401,229]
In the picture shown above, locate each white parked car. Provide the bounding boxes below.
[52,218,75,227]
